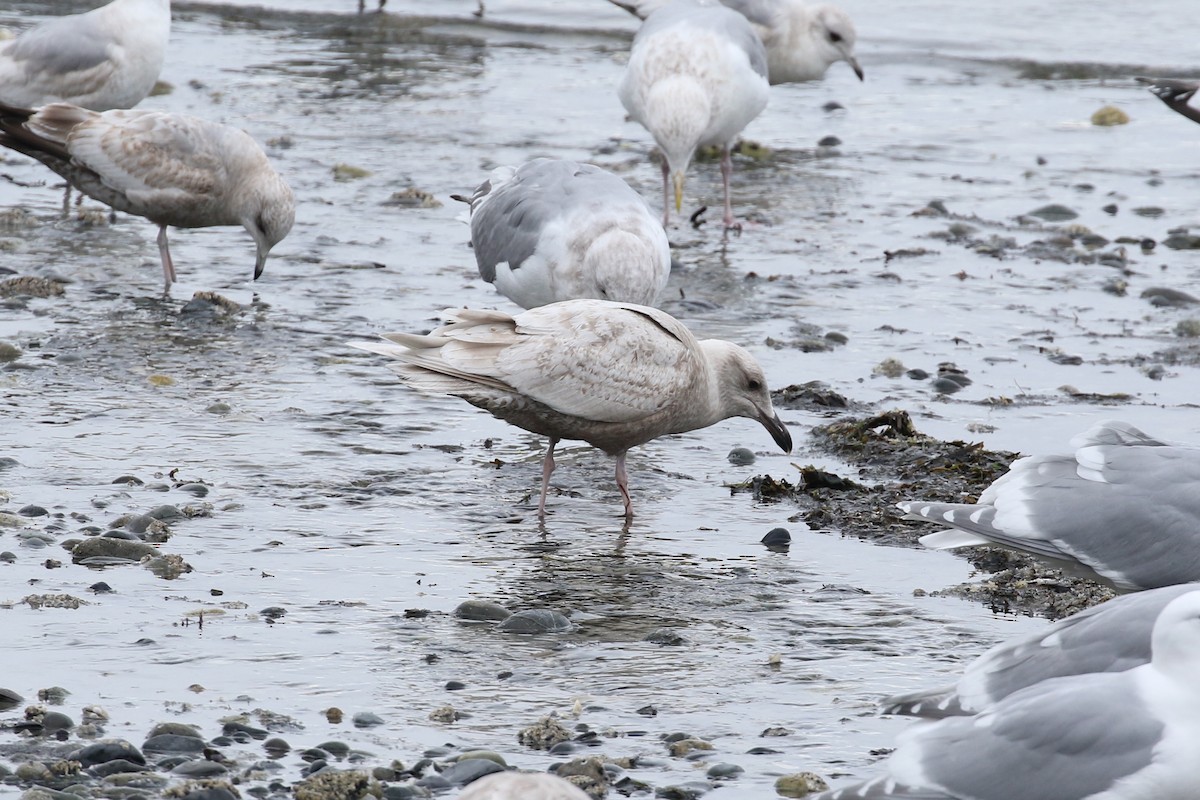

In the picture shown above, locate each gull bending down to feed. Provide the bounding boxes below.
[351,299,792,518]
[814,591,1200,800]
[458,158,671,309]
[0,0,171,111]
[0,101,295,291]
[901,420,1200,592]
[618,0,770,228]
[611,0,862,84]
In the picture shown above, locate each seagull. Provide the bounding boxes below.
[617,0,770,228]
[457,772,591,800]
[350,299,792,518]
[1137,77,1200,126]
[813,590,1200,800]
[881,584,1200,718]
[900,420,1200,592]
[611,0,862,84]
[0,101,295,291]
[0,0,171,111]
[458,158,671,309]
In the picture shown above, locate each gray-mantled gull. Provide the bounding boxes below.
[458,158,671,309]
[611,0,862,84]
[350,299,792,518]
[0,101,295,291]
[1137,77,1200,126]
[881,584,1200,718]
[0,0,170,111]
[618,0,770,229]
[900,420,1200,592]
[457,771,590,799]
[812,590,1200,800]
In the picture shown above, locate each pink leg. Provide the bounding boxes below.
[615,453,633,518]
[720,146,740,230]
[157,225,176,290]
[538,437,558,517]
[660,157,671,227]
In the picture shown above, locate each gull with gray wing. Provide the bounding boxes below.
[1137,77,1200,126]
[0,0,171,111]
[881,584,1200,718]
[0,101,295,291]
[814,591,1200,800]
[350,299,791,518]
[618,0,770,228]
[901,420,1200,592]
[460,158,670,309]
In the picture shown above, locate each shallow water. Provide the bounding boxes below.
[2,0,1200,796]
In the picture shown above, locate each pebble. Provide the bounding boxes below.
[775,772,829,797]
[178,483,210,497]
[727,447,756,466]
[516,716,573,750]
[498,609,571,634]
[352,712,385,728]
[71,740,146,767]
[453,600,512,621]
[706,762,744,779]
[440,758,506,785]
[761,528,791,549]
[71,537,158,563]
[143,733,206,753]
[1027,203,1078,221]
[172,759,228,777]
[19,504,48,517]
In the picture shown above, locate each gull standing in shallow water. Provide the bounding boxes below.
[0,0,171,110]
[881,584,1200,718]
[901,420,1200,592]
[351,299,792,518]
[812,591,1200,800]
[611,0,862,84]
[618,0,770,228]
[458,158,671,309]
[0,102,295,291]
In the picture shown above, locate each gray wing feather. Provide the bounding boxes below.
[5,16,114,77]
[636,0,769,79]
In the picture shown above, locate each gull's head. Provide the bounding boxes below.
[703,340,792,453]
[245,175,296,280]
[807,6,862,81]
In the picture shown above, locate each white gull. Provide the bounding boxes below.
[0,101,295,291]
[457,771,590,799]
[881,584,1200,718]
[813,590,1200,800]
[0,0,170,111]
[612,0,862,84]
[901,420,1200,592]
[617,0,770,228]
[350,299,792,518]
[459,158,670,309]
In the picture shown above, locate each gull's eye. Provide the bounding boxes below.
[748,378,762,391]
[829,31,843,43]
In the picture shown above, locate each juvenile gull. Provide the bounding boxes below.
[350,299,792,517]
[611,0,862,84]
[881,584,1200,718]
[813,591,1200,800]
[0,101,295,291]
[457,772,590,800]
[0,0,171,111]
[459,158,670,309]
[1137,77,1200,126]
[901,420,1200,591]
[618,0,770,228]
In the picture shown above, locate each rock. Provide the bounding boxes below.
[498,609,571,634]
[18,504,48,517]
[1090,105,1129,126]
[453,600,512,622]
[71,739,146,767]
[172,760,228,777]
[1141,287,1199,307]
[775,772,829,797]
[0,687,23,710]
[517,716,573,750]
[727,447,756,466]
[1027,204,1078,222]
[667,738,714,757]
[143,733,206,753]
[440,758,506,786]
[761,528,790,550]
[294,770,373,800]
[707,762,744,779]
[1163,233,1200,250]
[71,537,158,563]
[352,712,385,728]
[89,758,149,777]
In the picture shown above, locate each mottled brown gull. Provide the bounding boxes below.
[0,0,171,111]
[881,584,1200,719]
[618,0,770,228]
[0,101,295,291]
[350,299,792,517]
[612,0,862,85]
[902,420,1200,592]
[457,771,590,800]
[459,158,670,309]
[814,591,1200,800]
